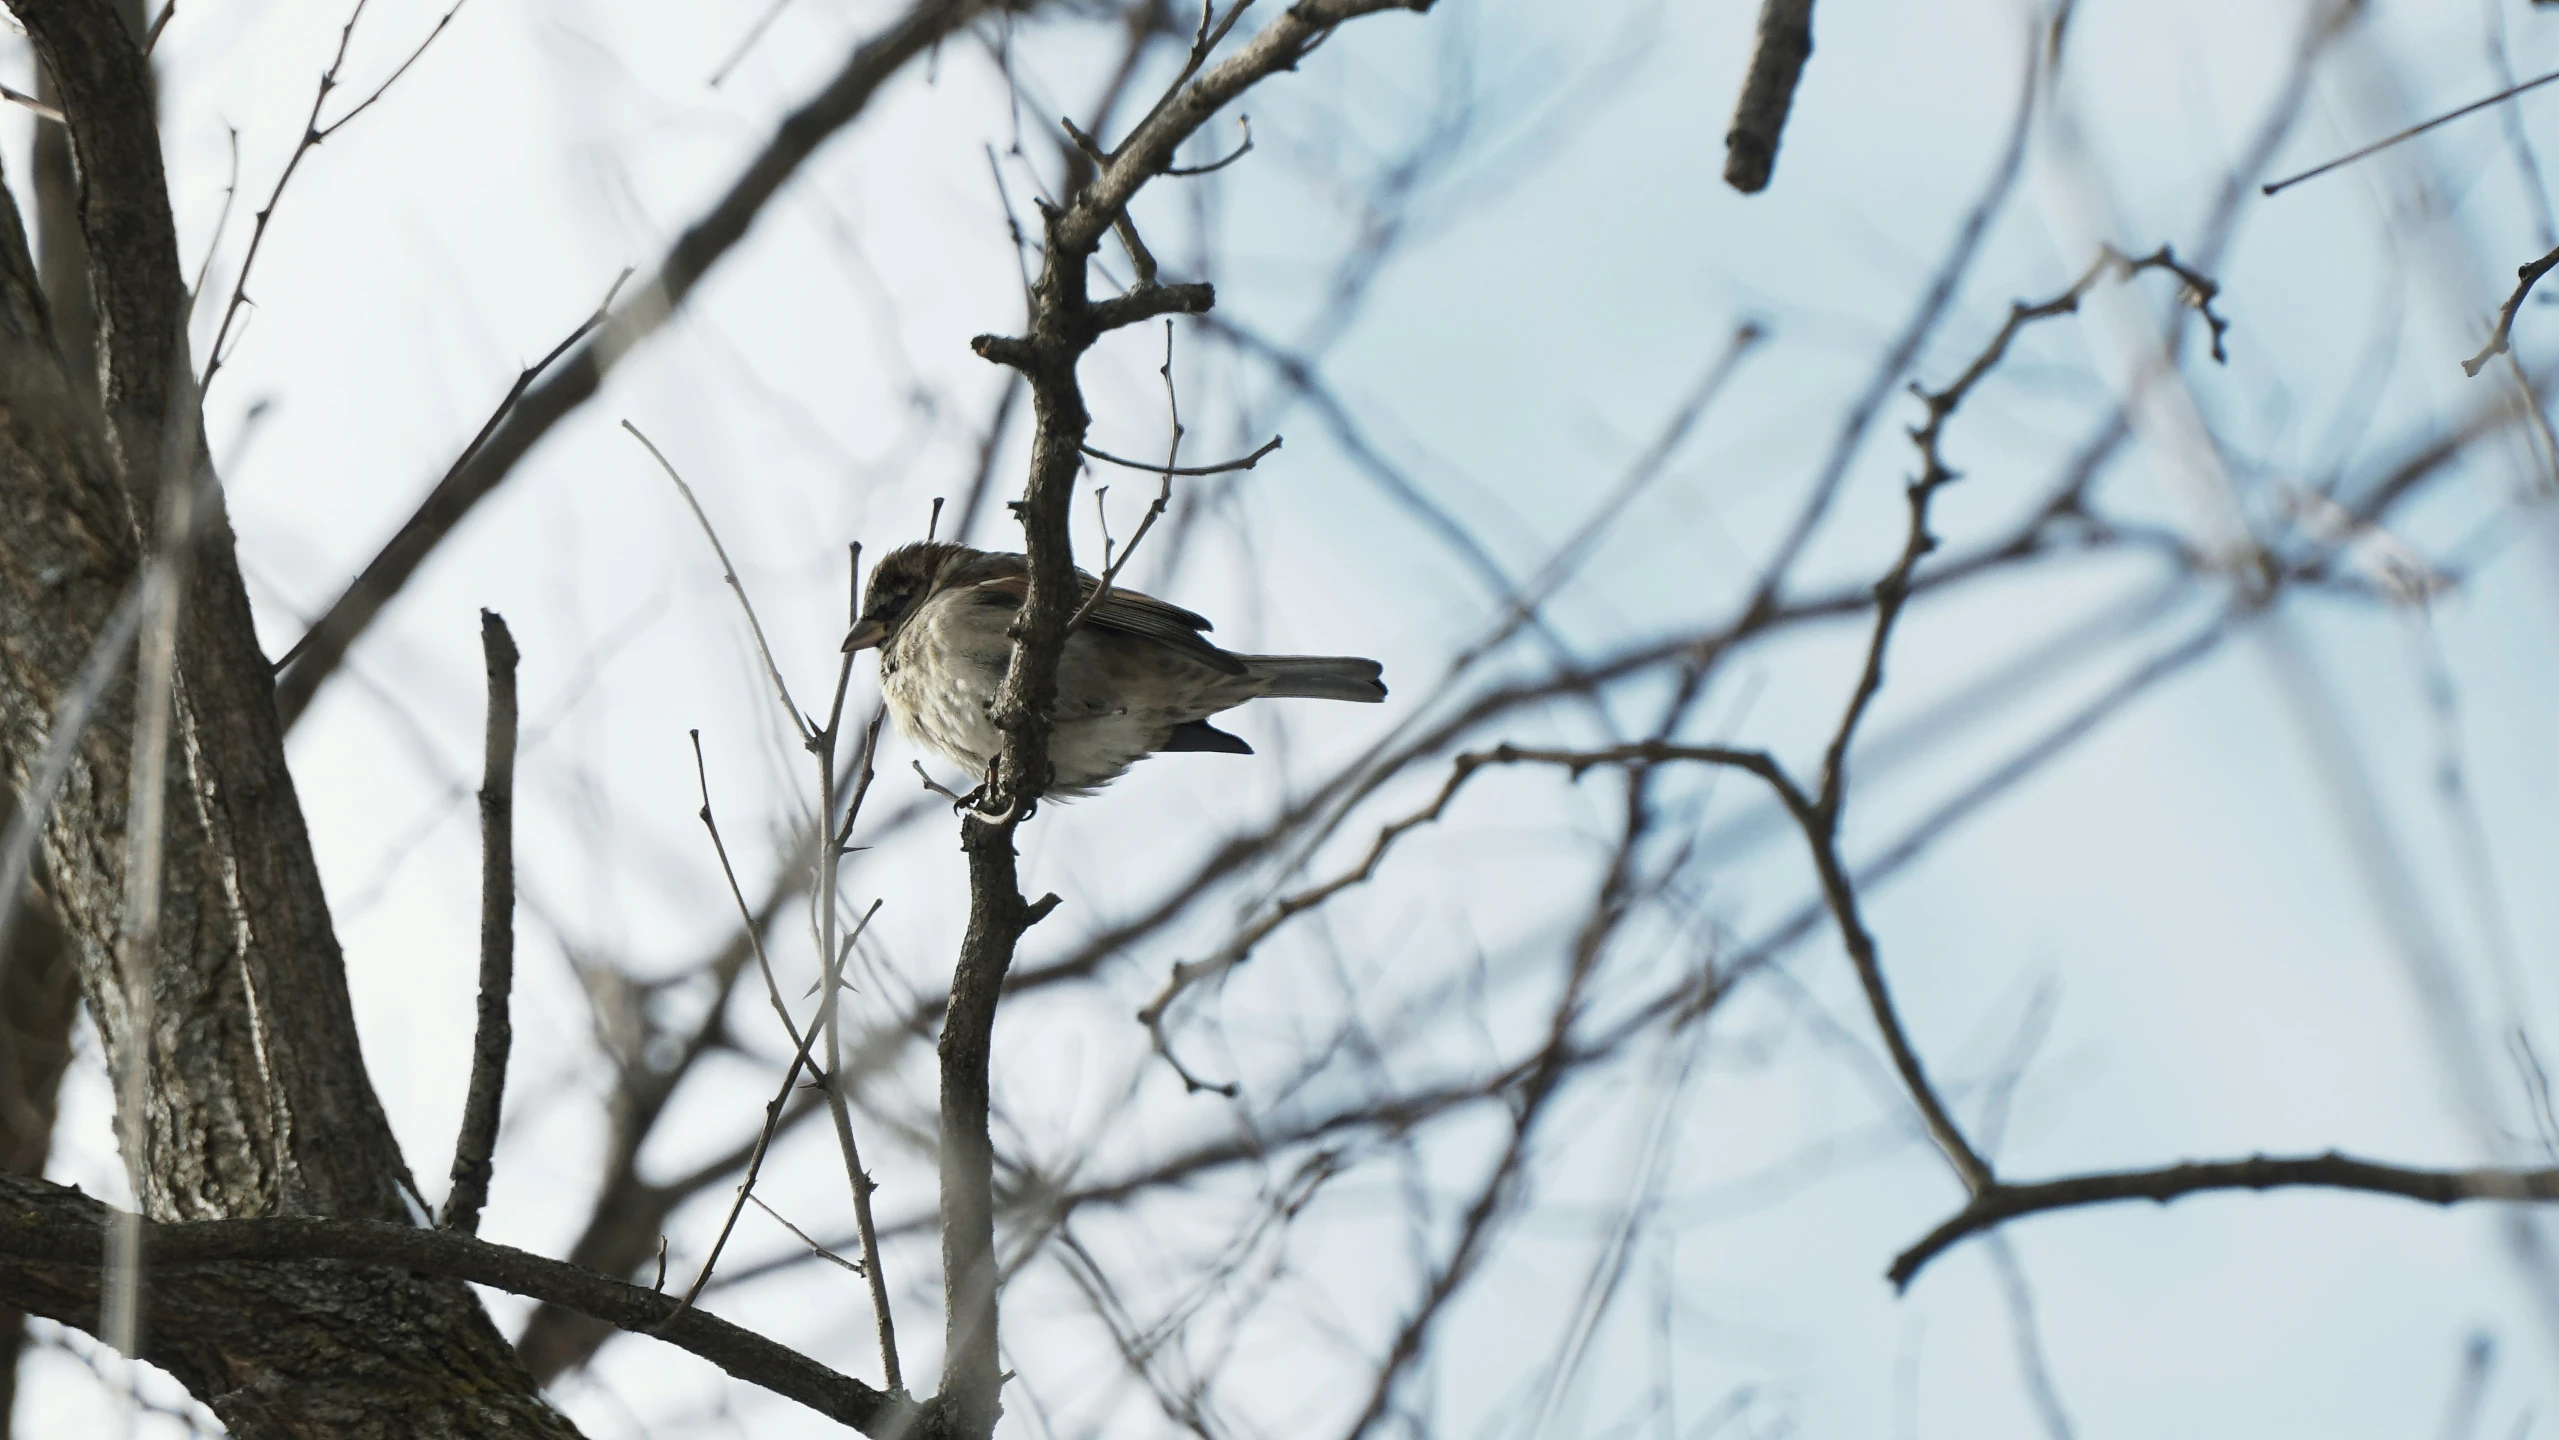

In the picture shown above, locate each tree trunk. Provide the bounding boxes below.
[0,2,581,1432]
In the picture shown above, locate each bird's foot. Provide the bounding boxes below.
[962,761,1036,825]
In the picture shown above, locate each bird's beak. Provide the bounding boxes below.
[841,616,889,653]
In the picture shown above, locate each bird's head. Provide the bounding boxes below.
[842,541,969,653]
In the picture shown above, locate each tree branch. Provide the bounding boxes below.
[438,609,517,1234]
[936,6,1438,1435]
[270,0,1003,726]
[2461,242,2559,378]
[1722,0,1814,193]
[0,1173,914,1435]
[1891,1152,2559,1289]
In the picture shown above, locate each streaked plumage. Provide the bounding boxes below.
[841,542,1385,798]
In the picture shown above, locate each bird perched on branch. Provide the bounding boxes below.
[842,541,1386,799]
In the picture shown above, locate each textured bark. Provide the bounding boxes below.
[0,860,75,1431]
[0,11,129,1423]
[0,1174,912,1434]
[0,1178,579,1433]
[1723,0,1815,193]
[0,2,580,1432]
[940,10,1434,1437]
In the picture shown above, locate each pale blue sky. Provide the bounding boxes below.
[19,0,2559,1434]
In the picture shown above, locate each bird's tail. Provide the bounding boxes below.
[1245,654,1388,703]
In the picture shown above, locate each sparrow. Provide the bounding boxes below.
[841,541,1386,798]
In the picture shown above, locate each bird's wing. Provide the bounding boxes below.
[958,569,1246,675]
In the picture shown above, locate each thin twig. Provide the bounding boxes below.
[807,534,903,1389]
[709,0,802,86]
[1892,1151,2559,1288]
[912,760,971,808]
[1077,435,1279,476]
[1166,114,1253,175]
[2462,243,2559,377]
[1343,783,1636,1440]
[439,611,519,1234]
[185,129,241,315]
[747,1195,863,1274]
[986,144,1037,315]
[271,280,624,659]
[2264,61,2559,196]
[1069,326,1267,635]
[627,420,811,741]
[271,267,633,677]
[0,84,64,125]
[1461,321,1765,666]
[200,0,469,395]
[267,0,985,727]
[1799,247,2235,1194]
[689,733,809,1055]
[1136,741,1783,1077]
[657,1003,830,1329]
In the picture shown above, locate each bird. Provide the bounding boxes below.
[841,541,1385,799]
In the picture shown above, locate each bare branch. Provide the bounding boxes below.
[2462,243,2559,377]
[627,421,811,742]
[438,610,518,1235]
[747,1195,863,1275]
[1722,0,1814,194]
[1139,741,1786,1076]
[269,0,995,724]
[1892,1153,2559,1289]
[709,0,802,86]
[937,7,1444,1433]
[267,263,630,683]
[200,0,470,396]
[0,84,64,125]
[1166,114,1253,175]
[1079,434,1279,477]
[658,1005,829,1329]
[1086,279,1216,334]
[688,732,809,1056]
[2263,60,2559,196]
[0,1173,915,1436]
